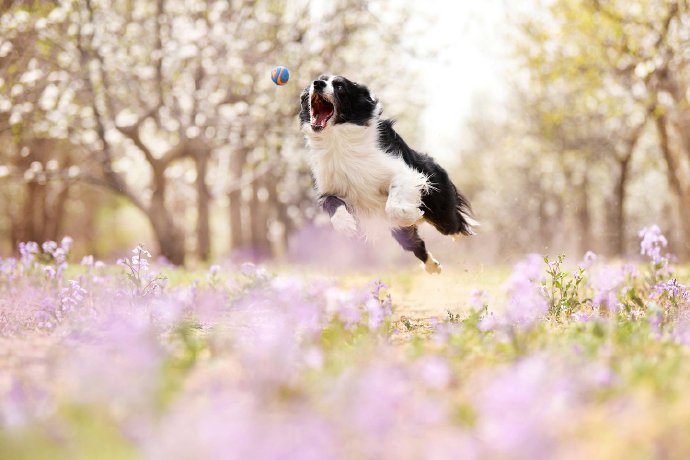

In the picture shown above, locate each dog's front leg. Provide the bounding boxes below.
[321,195,358,237]
[385,172,426,227]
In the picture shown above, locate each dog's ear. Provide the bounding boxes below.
[355,84,380,116]
[299,86,311,126]
[372,94,383,116]
[367,89,382,115]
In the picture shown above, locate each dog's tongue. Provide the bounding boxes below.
[314,111,330,127]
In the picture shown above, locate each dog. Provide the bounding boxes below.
[299,74,477,273]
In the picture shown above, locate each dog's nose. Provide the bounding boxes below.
[313,80,326,90]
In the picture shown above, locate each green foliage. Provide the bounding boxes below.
[543,254,587,317]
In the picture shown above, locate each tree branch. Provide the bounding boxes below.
[115,108,161,169]
[76,10,143,211]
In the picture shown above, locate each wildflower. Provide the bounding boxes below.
[504,254,548,327]
[18,241,39,267]
[572,310,592,322]
[0,257,17,277]
[661,279,688,300]
[371,279,389,299]
[581,250,597,268]
[41,241,58,255]
[43,265,56,279]
[416,355,452,389]
[59,280,87,313]
[132,244,151,258]
[303,346,324,369]
[60,236,73,252]
[638,225,668,263]
[240,262,256,276]
[590,265,624,312]
[469,289,489,311]
[365,298,385,330]
[478,314,497,332]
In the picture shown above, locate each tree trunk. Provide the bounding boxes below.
[678,190,690,258]
[655,113,690,257]
[148,203,186,265]
[575,173,592,256]
[610,154,632,257]
[265,173,289,255]
[148,172,185,265]
[194,149,211,261]
[249,178,271,261]
[228,148,247,251]
[45,185,70,242]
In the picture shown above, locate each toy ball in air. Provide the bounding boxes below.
[271,66,290,86]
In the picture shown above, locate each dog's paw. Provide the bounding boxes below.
[421,255,442,274]
[386,204,424,227]
[331,206,358,237]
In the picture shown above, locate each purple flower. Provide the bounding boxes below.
[365,298,385,330]
[371,279,389,299]
[478,314,497,332]
[18,241,39,267]
[41,241,58,255]
[503,254,548,327]
[663,279,688,299]
[0,257,17,277]
[638,225,668,263]
[60,236,73,252]
[469,289,489,311]
[671,311,690,346]
[572,310,593,322]
[416,355,452,389]
[473,356,582,459]
[581,250,597,268]
[59,280,87,314]
[591,265,624,312]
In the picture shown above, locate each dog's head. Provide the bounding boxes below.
[299,75,381,134]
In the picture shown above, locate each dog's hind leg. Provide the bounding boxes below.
[391,226,442,274]
[321,195,358,237]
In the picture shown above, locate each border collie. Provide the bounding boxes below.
[299,75,478,273]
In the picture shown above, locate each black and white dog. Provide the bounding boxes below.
[299,75,477,273]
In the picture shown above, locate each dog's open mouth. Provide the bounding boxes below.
[310,93,334,131]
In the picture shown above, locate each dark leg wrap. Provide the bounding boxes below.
[320,195,348,218]
[391,226,429,263]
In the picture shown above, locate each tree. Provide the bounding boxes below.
[510,0,684,256]
[1,0,422,263]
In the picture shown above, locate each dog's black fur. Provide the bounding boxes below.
[376,119,475,237]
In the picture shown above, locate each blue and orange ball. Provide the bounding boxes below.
[271,66,290,86]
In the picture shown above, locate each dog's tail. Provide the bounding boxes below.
[455,188,479,236]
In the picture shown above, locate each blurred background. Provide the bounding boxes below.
[1,0,688,266]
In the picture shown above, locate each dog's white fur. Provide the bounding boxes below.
[302,78,428,231]
[304,122,428,229]
[330,205,358,236]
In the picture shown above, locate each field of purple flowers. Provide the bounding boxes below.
[1,226,690,459]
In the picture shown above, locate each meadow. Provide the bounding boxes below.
[1,226,690,460]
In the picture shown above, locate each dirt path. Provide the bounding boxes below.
[339,265,512,319]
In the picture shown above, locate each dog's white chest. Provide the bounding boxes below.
[306,124,400,217]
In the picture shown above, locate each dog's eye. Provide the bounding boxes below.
[333,82,343,91]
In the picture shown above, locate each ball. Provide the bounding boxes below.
[271,66,290,86]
